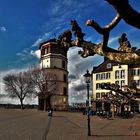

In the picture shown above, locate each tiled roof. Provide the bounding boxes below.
[92,59,122,73]
[92,58,140,73]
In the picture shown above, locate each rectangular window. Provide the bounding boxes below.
[96,74,100,80]
[96,93,100,99]
[101,73,106,79]
[96,84,99,89]
[115,70,119,79]
[134,69,137,75]
[101,74,103,79]
[63,87,67,96]
[138,69,140,75]
[121,80,125,88]
[115,81,119,86]
[137,80,140,87]
[105,73,107,79]
[106,73,111,79]
[45,47,49,54]
[96,83,101,89]
[64,74,67,82]
[108,73,111,79]
[62,60,66,69]
[121,70,125,78]
[101,92,105,98]
[106,92,109,97]
[103,73,105,79]
[131,69,136,76]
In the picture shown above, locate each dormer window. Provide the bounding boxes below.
[107,63,112,69]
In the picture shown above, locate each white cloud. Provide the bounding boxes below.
[0,26,6,32]
[108,36,119,45]
[16,52,25,57]
[45,32,53,38]
[32,38,43,47]
[30,50,40,59]
[31,32,54,48]
[16,48,33,61]
[68,47,103,104]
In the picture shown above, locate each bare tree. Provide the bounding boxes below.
[100,82,140,116]
[29,68,57,111]
[101,82,140,100]
[3,71,35,109]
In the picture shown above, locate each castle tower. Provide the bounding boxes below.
[39,39,68,111]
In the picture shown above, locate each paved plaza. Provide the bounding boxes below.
[0,109,140,140]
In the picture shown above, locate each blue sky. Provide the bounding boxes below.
[0,0,140,104]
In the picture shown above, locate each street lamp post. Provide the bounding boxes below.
[83,70,91,136]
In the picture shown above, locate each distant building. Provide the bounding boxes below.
[39,39,68,111]
[92,58,140,113]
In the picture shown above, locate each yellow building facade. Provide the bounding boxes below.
[92,59,140,113]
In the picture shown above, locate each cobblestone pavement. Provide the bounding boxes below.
[0,109,140,140]
[0,109,51,140]
[47,111,140,140]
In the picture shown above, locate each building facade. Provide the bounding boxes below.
[92,59,140,113]
[39,39,68,111]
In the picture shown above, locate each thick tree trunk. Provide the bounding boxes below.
[20,99,24,110]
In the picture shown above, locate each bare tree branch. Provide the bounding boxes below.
[29,68,57,110]
[106,0,140,29]
[86,13,121,49]
[58,21,140,64]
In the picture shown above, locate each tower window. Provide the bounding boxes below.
[45,47,49,54]
[64,74,67,82]
[63,87,67,96]
[62,60,66,69]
